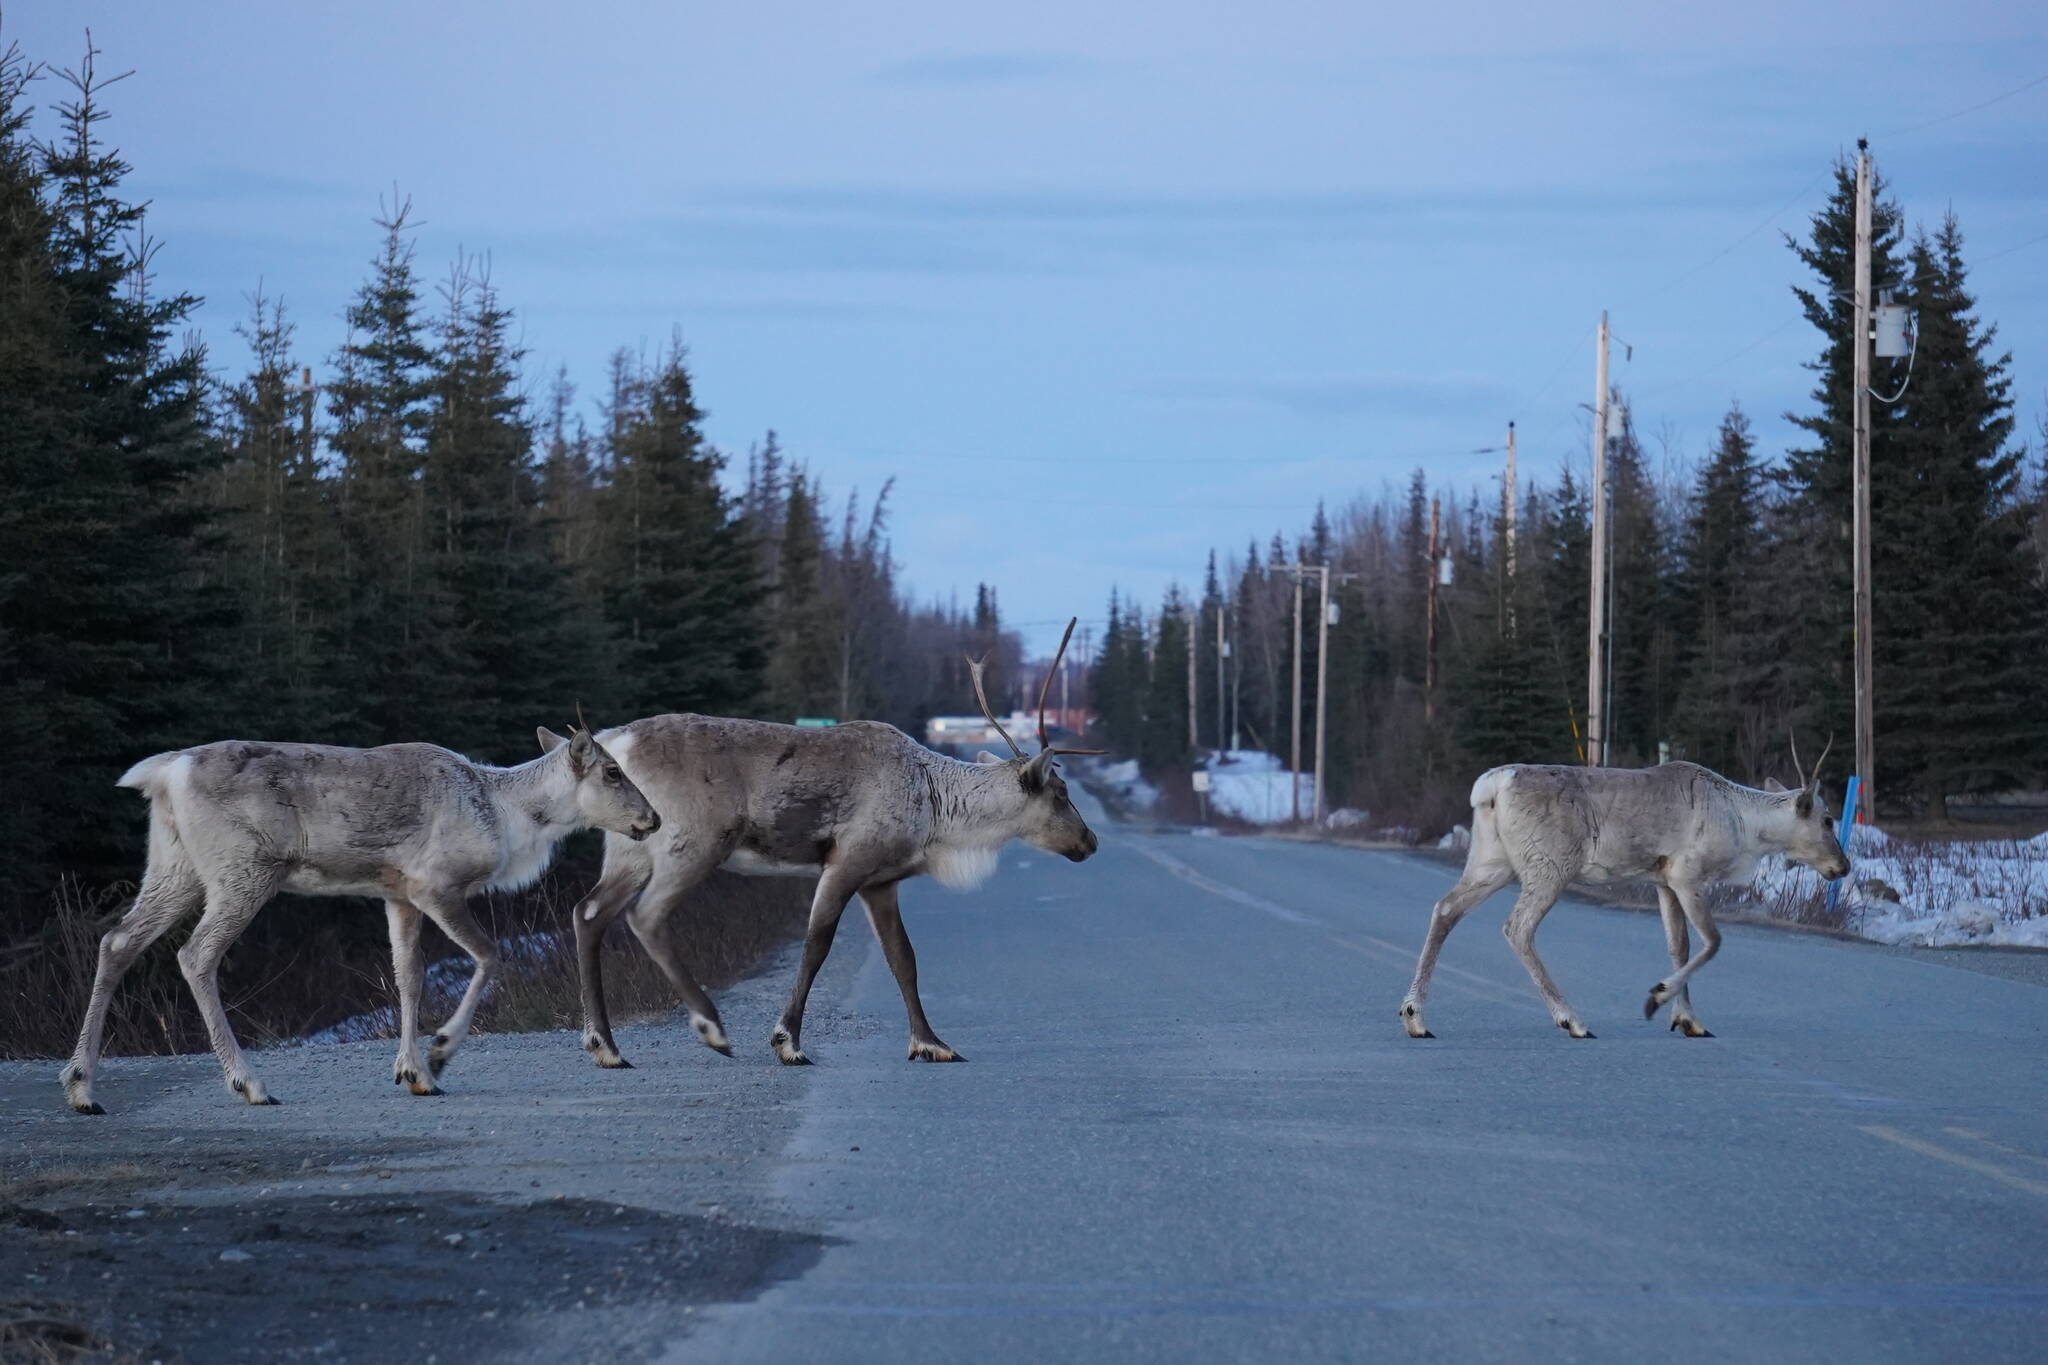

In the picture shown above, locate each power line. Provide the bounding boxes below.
[1878,70,2048,139]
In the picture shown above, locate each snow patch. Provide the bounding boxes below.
[1749,824,2048,949]
[1202,750,1312,825]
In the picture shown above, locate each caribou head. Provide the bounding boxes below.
[966,616,1102,863]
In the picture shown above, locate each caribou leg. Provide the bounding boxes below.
[413,890,500,1081]
[1653,886,1712,1036]
[1401,860,1514,1038]
[571,853,653,1067]
[1645,880,1722,1024]
[860,880,961,1062]
[62,860,204,1114]
[772,865,861,1065]
[623,841,736,1058]
[1500,877,1595,1038]
[176,871,285,1104]
[386,899,439,1094]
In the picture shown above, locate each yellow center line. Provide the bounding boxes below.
[1858,1125,2048,1197]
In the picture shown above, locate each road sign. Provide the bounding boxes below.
[794,717,836,728]
[1191,770,1211,793]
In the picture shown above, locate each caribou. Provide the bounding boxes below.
[61,724,658,1114]
[1400,742,1851,1041]
[571,619,1101,1068]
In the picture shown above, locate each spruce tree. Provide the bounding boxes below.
[594,342,763,718]
[216,289,342,738]
[1872,216,2047,805]
[764,473,838,719]
[0,41,230,912]
[1671,404,1768,772]
[1140,590,1192,773]
[420,261,588,757]
[325,200,437,744]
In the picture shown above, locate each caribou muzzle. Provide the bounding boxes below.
[628,814,662,841]
[1064,829,1099,862]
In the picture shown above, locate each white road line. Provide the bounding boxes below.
[1858,1125,2048,1197]
[1125,841,1320,925]
[1124,839,1528,1001]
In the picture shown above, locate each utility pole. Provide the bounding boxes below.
[1314,566,1331,824]
[1852,139,1876,817]
[1424,496,1441,724]
[1060,645,1070,731]
[295,366,316,451]
[1290,573,1304,823]
[1215,602,1227,759]
[1503,420,1518,637]
[1186,606,1199,755]
[1586,311,1611,767]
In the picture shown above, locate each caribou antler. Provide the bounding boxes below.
[1037,616,1105,756]
[1788,731,1806,791]
[1035,617,1105,755]
[966,652,1025,758]
[1810,734,1834,790]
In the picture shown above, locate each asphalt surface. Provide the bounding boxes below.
[8,779,2047,1362]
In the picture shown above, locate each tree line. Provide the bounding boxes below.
[1092,160,2048,829]
[0,36,1022,938]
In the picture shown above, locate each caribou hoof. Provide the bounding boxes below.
[908,1041,963,1063]
[583,1034,632,1068]
[1557,1020,1596,1039]
[770,1029,810,1066]
[1671,1018,1714,1038]
[70,1101,106,1116]
[693,1017,734,1057]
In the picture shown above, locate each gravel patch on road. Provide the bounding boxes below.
[1,938,874,1363]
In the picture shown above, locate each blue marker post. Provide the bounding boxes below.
[1824,774,1861,915]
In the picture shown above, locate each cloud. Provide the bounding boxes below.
[872,51,1094,86]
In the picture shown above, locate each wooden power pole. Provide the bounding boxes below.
[1503,420,1518,637]
[1314,566,1330,824]
[1290,573,1304,823]
[1586,311,1611,767]
[1852,141,1876,816]
[1424,496,1441,723]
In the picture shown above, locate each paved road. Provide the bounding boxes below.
[8,780,2047,1362]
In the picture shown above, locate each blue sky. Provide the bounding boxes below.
[11,2,2047,654]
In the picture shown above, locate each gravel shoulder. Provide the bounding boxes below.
[1,935,873,1364]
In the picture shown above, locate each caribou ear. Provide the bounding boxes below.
[974,750,1005,766]
[1021,748,1057,792]
[537,726,569,755]
[1795,788,1814,818]
[1762,777,1788,793]
[567,727,597,774]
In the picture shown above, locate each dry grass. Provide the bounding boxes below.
[0,846,810,1061]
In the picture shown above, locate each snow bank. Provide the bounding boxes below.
[1750,825,2048,949]
[1089,758,1161,815]
[1202,750,1310,825]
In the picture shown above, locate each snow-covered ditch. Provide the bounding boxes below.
[1751,825,2048,948]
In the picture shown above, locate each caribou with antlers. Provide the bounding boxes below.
[572,619,1102,1067]
[1400,740,1851,1042]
